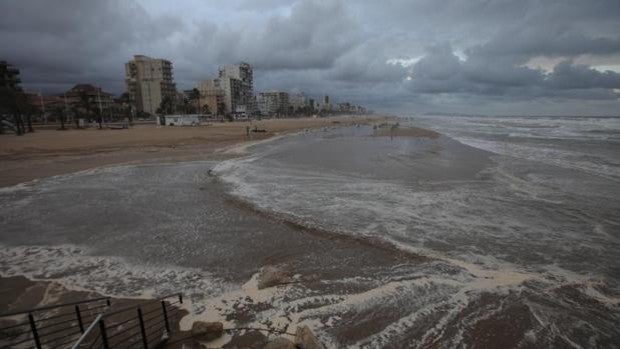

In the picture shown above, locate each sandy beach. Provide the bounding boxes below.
[1,115,618,348]
[0,115,401,347]
[0,115,386,188]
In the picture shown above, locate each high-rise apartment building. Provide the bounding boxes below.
[218,63,254,114]
[289,92,308,110]
[125,55,176,115]
[196,79,225,116]
[258,91,289,117]
[0,61,21,90]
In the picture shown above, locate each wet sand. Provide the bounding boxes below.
[3,121,616,348]
[0,276,142,316]
[0,276,188,348]
[0,115,384,187]
[0,124,507,348]
[373,126,440,139]
[0,115,396,347]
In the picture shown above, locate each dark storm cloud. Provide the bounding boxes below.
[406,44,620,100]
[473,28,620,58]
[237,0,360,70]
[547,61,620,90]
[1,0,620,115]
[0,0,183,92]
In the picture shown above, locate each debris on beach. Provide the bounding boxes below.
[264,325,326,349]
[294,325,325,349]
[264,337,296,349]
[191,321,225,341]
[257,265,293,289]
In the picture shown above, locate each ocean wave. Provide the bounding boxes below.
[0,244,230,299]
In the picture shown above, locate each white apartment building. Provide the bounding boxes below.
[218,63,254,114]
[289,92,309,110]
[258,91,289,117]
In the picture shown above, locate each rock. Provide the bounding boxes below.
[191,321,224,341]
[294,326,325,349]
[263,337,296,349]
[257,265,293,289]
[185,341,207,349]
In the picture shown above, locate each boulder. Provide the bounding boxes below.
[294,326,325,349]
[263,337,296,349]
[191,321,224,341]
[257,265,293,289]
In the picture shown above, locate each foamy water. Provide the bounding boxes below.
[1,120,619,348]
[211,121,620,347]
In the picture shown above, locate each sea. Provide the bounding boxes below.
[1,115,619,348]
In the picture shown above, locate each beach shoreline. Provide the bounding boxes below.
[0,115,386,188]
[0,114,399,347]
[0,121,491,348]
[2,116,616,348]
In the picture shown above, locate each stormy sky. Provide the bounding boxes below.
[2,0,620,116]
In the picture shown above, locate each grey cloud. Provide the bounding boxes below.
[0,0,183,92]
[406,44,620,100]
[1,0,620,115]
[237,0,360,70]
[471,27,620,59]
[546,61,620,89]
[328,38,409,83]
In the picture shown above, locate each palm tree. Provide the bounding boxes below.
[71,105,81,128]
[51,105,66,130]
[77,91,92,128]
[0,87,26,135]
[157,96,174,115]
[14,90,35,133]
[189,88,200,113]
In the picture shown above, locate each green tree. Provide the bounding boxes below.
[156,96,174,116]
[14,92,36,133]
[51,105,66,130]
[77,91,91,118]
[189,88,200,113]
[0,87,27,135]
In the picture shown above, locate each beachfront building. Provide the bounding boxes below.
[0,61,21,90]
[258,91,289,117]
[64,84,114,120]
[289,92,308,110]
[196,79,226,116]
[321,95,331,111]
[124,55,177,115]
[218,63,254,115]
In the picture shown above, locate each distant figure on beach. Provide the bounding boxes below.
[246,125,250,137]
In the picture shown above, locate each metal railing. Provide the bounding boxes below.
[71,294,183,349]
[0,297,112,349]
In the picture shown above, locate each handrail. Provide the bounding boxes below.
[0,296,111,318]
[0,293,183,349]
[101,293,181,318]
[69,293,184,349]
[70,314,103,349]
[0,297,111,349]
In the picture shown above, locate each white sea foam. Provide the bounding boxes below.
[0,244,230,300]
[408,115,620,180]
[2,120,618,347]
